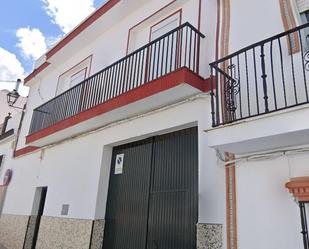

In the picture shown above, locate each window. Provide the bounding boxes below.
[70,68,87,87]
[56,56,92,96]
[305,10,309,23]
[150,12,181,41]
[300,9,309,24]
[127,10,181,54]
[300,10,309,50]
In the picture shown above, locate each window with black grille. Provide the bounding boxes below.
[300,10,309,25]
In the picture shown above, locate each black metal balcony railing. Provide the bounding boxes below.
[29,23,205,135]
[210,22,309,127]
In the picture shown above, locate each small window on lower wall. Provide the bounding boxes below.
[61,204,69,215]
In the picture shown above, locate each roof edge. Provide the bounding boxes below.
[24,0,120,85]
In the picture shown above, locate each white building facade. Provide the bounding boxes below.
[0,0,308,249]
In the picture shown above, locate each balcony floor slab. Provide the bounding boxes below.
[206,104,309,155]
[26,68,209,147]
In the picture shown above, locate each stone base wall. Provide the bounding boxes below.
[0,214,29,249]
[36,216,93,249]
[197,223,223,249]
[90,219,105,249]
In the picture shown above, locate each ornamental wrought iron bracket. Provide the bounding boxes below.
[304,35,309,72]
[224,64,240,115]
[210,64,240,116]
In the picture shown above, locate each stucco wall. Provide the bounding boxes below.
[17,0,214,151]
[2,97,226,231]
[236,152,309,249]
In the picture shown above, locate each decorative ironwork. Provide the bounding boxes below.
[210,22,309,127]
[305,50,309,72]
[304,34,309,71]
[299,202,309,249]
[224,64,240,116]
[29,23,205,135]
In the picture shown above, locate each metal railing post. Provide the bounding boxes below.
[260,44,269,113]
[299,202,309,249]
[210,67,216,127]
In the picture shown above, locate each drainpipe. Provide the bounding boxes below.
[1,113,11,135]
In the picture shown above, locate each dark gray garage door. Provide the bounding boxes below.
[103,127,198,249]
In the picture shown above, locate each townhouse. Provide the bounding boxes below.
[0,0,308,249]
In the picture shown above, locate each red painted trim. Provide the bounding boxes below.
[198,0,202,32]
[197,0,202,73]
[215,0,220,61]
[126,0,177,55]
[26,68,210,144]
[24,62,50,84]
[14,146,40,158]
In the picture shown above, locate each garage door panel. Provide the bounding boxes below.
[103,139,153,249]
[147,128,198,249]
[103,128,198,249]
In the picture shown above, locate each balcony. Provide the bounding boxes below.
[27,23,207,146]
[208,23,309,154]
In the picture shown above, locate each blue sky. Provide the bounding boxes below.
[0,0,105,95]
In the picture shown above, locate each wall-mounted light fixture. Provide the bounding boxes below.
[6,79,21,108]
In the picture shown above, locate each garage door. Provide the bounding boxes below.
[103,127,198,249]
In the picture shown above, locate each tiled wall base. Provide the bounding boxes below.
[36,216,93,249]
[197,223,223,249]
[0,214,29,249]
[90,219,105,249]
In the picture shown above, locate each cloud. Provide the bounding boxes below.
[0,48,29,96]
[16,27,47,61]
[42,0,95,34]
[46,34,63,48]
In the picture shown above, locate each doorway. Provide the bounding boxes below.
[103,127,198,249]
[24,187,47,249]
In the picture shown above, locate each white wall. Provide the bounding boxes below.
[9,0,222,220]
[3,96,226,234]
[17,0,215,151]
[1,2,227,248]
[236,152,309,249]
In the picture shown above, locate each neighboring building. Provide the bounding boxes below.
[0,1,308,249]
